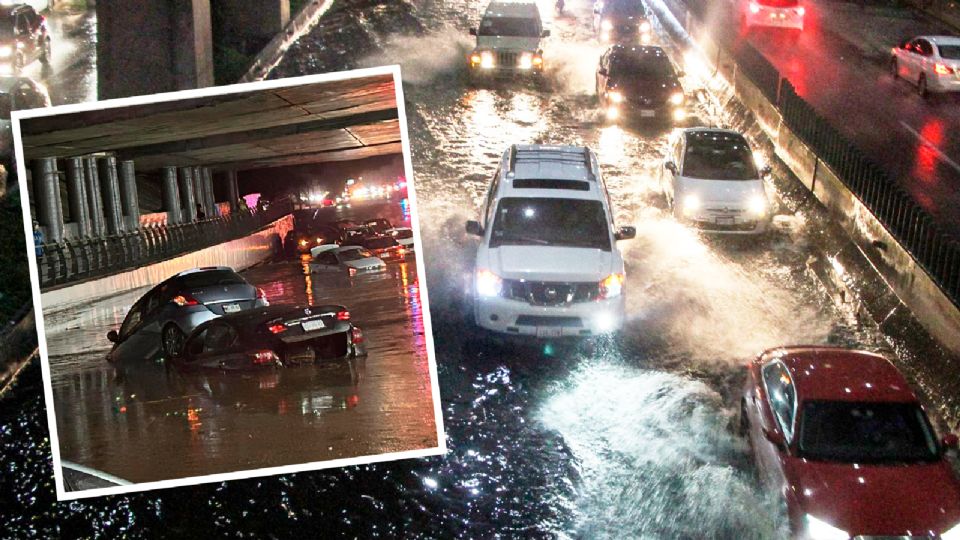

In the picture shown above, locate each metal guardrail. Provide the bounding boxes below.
[724,40,960,309]
[37,200,292,289]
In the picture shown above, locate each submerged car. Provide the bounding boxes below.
[891,35,960,97]
[309,245,387,275]
[176,305,366,371]
[362,234,407,262]
[0,4,51,75]
[106,267,268,362]
[662,128,771,234]
[593,0,652,44]
[468,1,549,79]
[364,218,395,234]
[388,227,415,251]
[465,144,635,338]
[596,45,686,123]
[741,346,960,539]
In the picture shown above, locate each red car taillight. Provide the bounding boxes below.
[256,287,268,301]
[268,324,287,334]
[749,2,760,13]
[935,63,953,75]
[351,327,364,344]
[337,310,350,321]
[171,294,200,306]
[795,6,805,16]
[250,350,279,365]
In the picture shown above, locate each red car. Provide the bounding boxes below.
[741,346,960,539]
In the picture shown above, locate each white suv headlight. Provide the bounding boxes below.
[480,51,495,69]
[747,194,767,216]
[609,90,624,103]
[519,52,533,70]
[682,193,701,216]
[0,46,12,58]
[640,21,651,32]
[804,514,848,540]
[669,91,684,105]
[942,521,960,540]
[476,269,503,297]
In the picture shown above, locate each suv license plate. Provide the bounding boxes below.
[223,303,241,313]
[640,109,656,117]
[302,319,326,332]
[716,217,735,226]
[536,327,563,338]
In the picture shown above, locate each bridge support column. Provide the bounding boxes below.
[32,158,64,244]
[178,166,198,222]
[162,166,182,225]
[83,157,106,237]
[97,156,124,236]
[65,157,91,238]
[226,170,239,211]
[119,160,141,230]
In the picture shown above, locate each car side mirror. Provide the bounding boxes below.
[469,27,477,36]
[598,67,608,76]
[665,161,678,174]
[763,426,786,449]
[943,433,959,450]
[542,29,551,37]
[615,226,636,240]
[465,220,483,236]
[107,330,119,343]
[760,165,772,177]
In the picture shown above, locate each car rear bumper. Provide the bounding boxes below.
[928,73,960,92]
[474,294,625,337]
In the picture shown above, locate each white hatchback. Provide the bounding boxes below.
[662,128,772,235]
[891,35,960,97]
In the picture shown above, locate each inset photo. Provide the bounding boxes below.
[13,66,443,500]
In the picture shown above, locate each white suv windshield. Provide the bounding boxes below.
[479,17,540,37]
[490,197,611,251]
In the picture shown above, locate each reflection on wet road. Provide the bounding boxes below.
[47,202,436,485]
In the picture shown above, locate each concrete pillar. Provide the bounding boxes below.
[190,166,204,218]
[96,0,214,100]
[97,157,124,236]
[32,158,64,244]
[118,160,140,230]
[65,157,91,238]
[226,170,239,211]
[83,157,106,237]
[161,166,182,225]
[218,0,290,42]
[178,166,197,222]
[202,167,216,216]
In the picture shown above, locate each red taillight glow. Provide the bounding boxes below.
[749,2,760,13]
[351,327,364,344]
[257,287,267,301]
[337,310,350,321]
[251,350,279,365]
[172,294,199,307]
[268,324,287,334]
[935,63,953,75]
[796,6,805,16]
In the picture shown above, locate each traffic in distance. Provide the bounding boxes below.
[458,1,960,538]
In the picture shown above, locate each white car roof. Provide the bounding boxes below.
[310,244,340,257]
[922,35,960,46]
[494,144,604,201]
[484,1,539,18]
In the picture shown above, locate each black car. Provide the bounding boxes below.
[361,234,406,262]
[0,4,50,75]
[175,305,367,371]
[593,0,651,44]
[596,45,686,124]
[363,218,394,235]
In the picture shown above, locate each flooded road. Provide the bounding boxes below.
[2,0,958,537]
[46,200,437,486]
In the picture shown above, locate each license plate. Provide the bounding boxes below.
[301,319,326,332]
[223,303,241,313]
[536,327,563,338]
[640,109,656,117]
[716,217,735,225]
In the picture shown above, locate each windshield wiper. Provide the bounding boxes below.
[495,233,550,245]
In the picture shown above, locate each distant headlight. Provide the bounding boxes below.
[682,193,701,216]
[669,91,684,105]
[942,521,960,540]
[601,19,613,30]
[609,90,624,103]
[803,514,848,540]
[0,46,12,58]
[480,51,495,69]
[747,194,767,216]
[640,21,651,32]
[475,269,503,297]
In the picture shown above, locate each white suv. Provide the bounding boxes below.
[468,1,549,78]
[465,144,636,338]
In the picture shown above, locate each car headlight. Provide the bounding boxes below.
[475,269,503,297]
[480,51,495,69]
[601,19,613,30]
[682,193,701,216]
[640,21,651,32]
[943,522,960,540]
[0,46,12,58]
[609,90,624,103]
[519,52,533,70]
[599,273,624,299]
[747,194,767,216]
[804,514,848,540]
[669,91,684,105]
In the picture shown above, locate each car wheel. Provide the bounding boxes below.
[918,74,928,98]
[889,57,898,79]
[162,324,186,358]
[40,38,51,65]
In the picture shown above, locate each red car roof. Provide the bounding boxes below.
[758,346,918,403]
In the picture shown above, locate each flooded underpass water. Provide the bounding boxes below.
[0,0,954,537]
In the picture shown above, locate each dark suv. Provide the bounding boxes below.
[596,45,686,124]
[593,0,652,44]
[0,4,50,75]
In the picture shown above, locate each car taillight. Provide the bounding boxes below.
[749,2,760,13]
[172,294,200,306]
[796,6,805,16]
[398,247,406,257]
[598,273,625,299]
[250,350,279,365]
[351,327,364,344]
[935,63,953,75]
[268,324,287,334]
[337,310,350,321]
[257,287,267,301]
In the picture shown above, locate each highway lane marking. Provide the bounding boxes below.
[900,120,960,175]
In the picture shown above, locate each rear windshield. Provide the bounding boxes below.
[603,0,645,16]
[798,401,939,464]
[479,17,540,37]
[682,134,759,180]
[938,45,960,59]
[365,237,398,249]
[757,0,799,6]
[175,269,247,289]
[490,197,610,251]
[611,53,675,79]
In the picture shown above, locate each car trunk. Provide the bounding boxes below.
[190,283,258,315]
